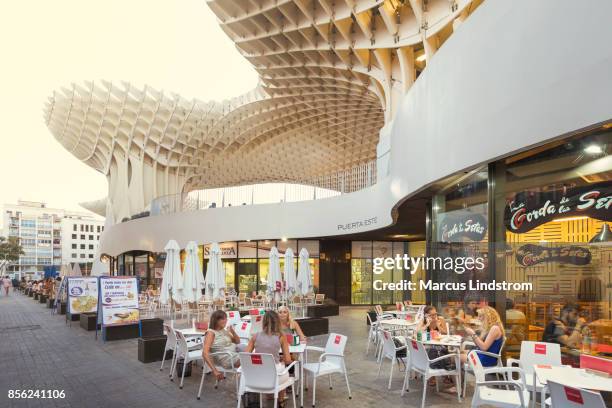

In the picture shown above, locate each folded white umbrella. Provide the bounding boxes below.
[284,248,298,297]
[71,263,82,277]
[160,239,181,305]
[297,248,313,296]
[267,246,282,301]
[204,242,226,300]
[183,241,204,303]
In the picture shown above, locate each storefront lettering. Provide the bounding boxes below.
[439,212,487,242]
[515,244,591,267]
[504,182,611,233]
[337,217,378,231]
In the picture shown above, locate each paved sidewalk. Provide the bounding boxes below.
[0,293,470,408]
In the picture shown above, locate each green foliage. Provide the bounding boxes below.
[0,236,25,262]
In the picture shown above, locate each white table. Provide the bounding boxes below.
[176,328,206,337]
[379,318,418,327]
[422,335,463,348]
[534,364,612,406]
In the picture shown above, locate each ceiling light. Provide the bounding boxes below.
[281,237,288,242]
[416,54,426,62]
[584,145,603,155]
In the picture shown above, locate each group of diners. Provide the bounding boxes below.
[201,306,306,404]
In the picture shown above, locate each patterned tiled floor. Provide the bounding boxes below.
[0,292,472,408]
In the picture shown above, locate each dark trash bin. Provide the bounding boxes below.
[175,358,192,378]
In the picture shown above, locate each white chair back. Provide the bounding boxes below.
[239,352,278,391]
[325,333,348,367]
[466,350,486,383]
[164,323,177,346]
[250,314,263,335]
[519,341,561,375]
[380,330,396,359]
[226,310,242,327]
[407,338,430,372]
[547,380,606,408]
[175,329,190,354]
[235,321,251,341]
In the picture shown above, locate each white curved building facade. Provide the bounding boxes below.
[45,0,611,326]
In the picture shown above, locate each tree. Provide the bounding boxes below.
[0,236,25,263]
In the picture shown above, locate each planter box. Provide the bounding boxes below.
[80,313,99,331]
[46,298,54,308]
[39,295,48,304]
[58,302,67,315]
[138,335,170,363]
[306,303,339,318]
[33,293,39,300]
[141,318,164,338]
[104,324,140,341]
[296,317,329,337]
[67,312,80,322]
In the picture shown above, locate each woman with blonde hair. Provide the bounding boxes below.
[460,306,505,366]
[278,306,306,342]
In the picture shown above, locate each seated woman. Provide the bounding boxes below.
[278,306,306,342]
[461,306,505,367]
[418,306,451,386]
[202,310,241,381]
[246,310,293,403]
[417,305,448,335]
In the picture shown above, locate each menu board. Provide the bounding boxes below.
[99,277,139,326]
[67,277,98,314]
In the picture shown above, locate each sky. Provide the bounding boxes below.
[0,0,258,224]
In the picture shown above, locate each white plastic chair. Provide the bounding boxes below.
[547,380,606,408]
[376,330,409,390]
[171,330,205,389]
[237,352,298,408]
[250,315,263,335]
[226,310,242,327]
[462,337,506,397]
[234,321,251,344]
[197,349,240,401]
[401,338,461,408]
[506,341,562,408]
[467,350,530,408]
[365,312,379,355]
[160,324,202,374]
[303,333,352,407]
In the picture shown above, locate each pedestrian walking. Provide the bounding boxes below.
[2,275,11,296]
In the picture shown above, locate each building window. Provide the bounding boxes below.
[71,244,76,249]
[89,244,94,250]
[73,224,77,231]
[72,234,77,239]
[72,253,76,258]
[80,235,85,240]
[89,235,93,240]
[97,226,101,233]
[88,254,93,259]
[80,254,85,258]
[80,244,85,249]
[80,224,83,231]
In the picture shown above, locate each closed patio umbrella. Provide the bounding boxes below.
[204,243,225,300]
[183,241,204,303]
[297,248,312,296]
[160,239,181,306]
[284,248,298,298]
[268,246,282,303]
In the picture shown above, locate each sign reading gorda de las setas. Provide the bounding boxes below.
[504,181,611,234]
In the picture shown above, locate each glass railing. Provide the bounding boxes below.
[147,160,377,217]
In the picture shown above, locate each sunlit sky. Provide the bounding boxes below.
[0,0,258,225]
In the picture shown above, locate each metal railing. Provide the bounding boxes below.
[149,161,376,216]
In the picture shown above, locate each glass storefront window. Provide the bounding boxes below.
[237,259,257,295]
[135,254,148,291]
[499,128,611,361]
[257,240,275,258]
[258,259,269,293]
[351,258,372,305]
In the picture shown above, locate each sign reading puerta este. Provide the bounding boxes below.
[504,182,611,234]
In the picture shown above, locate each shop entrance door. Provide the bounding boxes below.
[237,260,258,294]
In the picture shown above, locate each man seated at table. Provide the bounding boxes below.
[505,299,527,351]
[542,303,587,348]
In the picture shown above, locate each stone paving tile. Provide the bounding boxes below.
[0,293,472,408]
